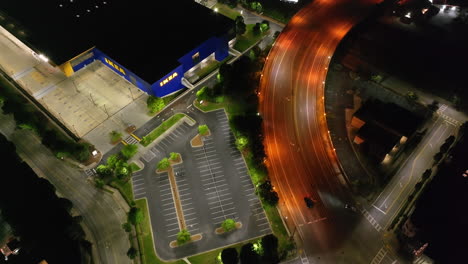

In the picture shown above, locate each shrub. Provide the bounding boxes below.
[157,158,170,170]
[177,229,191,245]
[221,218,236,232]
[198,124,209,136]
[169,152,179,161]
[110,130,122,143]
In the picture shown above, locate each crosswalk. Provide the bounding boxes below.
[370,247,388,264]
[124,134,140,145]
[436,104,461,126]
[361,208,383,232]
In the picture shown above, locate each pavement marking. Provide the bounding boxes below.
[372,204,387,215]
[361,208,383,232]
[371,247,388,264]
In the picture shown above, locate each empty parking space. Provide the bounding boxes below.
[192,135,240,226]
[132,173,147,200]
[214,110,272,234]
[154,172,181,239]
[173,164,200,235]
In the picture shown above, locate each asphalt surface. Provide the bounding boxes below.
[127,106,272,260]
[258,0,383,263]
[0,112,131,264]
[369,111,459,229]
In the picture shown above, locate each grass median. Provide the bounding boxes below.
[234,24,268,52]
[140,113,185,147]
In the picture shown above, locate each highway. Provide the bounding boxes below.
[259,0,380,262]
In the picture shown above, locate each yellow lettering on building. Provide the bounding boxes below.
[159,72,179,87]
[104,58,126,75]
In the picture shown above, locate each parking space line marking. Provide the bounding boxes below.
[198,162,220,167]
[207,193,231,199]
[208,197,232,204]
[210,202,234,209]
[185,218,197,222]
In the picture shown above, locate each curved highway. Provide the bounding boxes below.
[259,0,380,262]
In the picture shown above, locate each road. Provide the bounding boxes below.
[369,113,459,227]
[0,113,131,264]
[258,0,381,263]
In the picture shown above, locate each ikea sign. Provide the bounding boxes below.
[160,72,178,87]
[104,58,126,75]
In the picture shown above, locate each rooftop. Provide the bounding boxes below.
[354,99,422,137]
[0,0,233,83]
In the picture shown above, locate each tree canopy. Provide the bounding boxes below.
[147,95,165,114]
[177,229,191,245]
[128,207,144,226]
[221,247,239,264]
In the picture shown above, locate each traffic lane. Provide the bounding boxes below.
[378,119,458,228]
[8,129,130,264]
[260,0,380,261]
[371,117,456,215]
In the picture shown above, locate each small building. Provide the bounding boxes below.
[351,99,422,163]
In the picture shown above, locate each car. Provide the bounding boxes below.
[304,197,315,208]
[345,204,357,212]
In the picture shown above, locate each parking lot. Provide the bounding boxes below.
[130,109,271,260]
[214,111,271,234]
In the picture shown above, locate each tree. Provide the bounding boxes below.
[107,154,119,169]
[261,234,279,264]
[260,20,269,32]
[196,86,210,102]
[258,180,279,206]
[115,161,130,179]
[122,222,132,233]
[109,130,122,143]
[147,95,165,114]
[253,23,262,35]
[72,142,90,162]
[422,169,432,180]
[221,248,239,264]
[127,247,138,259]
[169,152,179,161]
[95,178,105,189]
[221,218,236,232]
[157,158,170,170]
[236,136,249,151]
[240,243,259,264]
[96,164,112,177]
[198,124,209,136]
[128,207,144,226]
[58,197,74,213]
[121,144,138,160]
[235,15,246,35]
[177,229,191,245]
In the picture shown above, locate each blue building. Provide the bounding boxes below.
[0,0,234,97]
